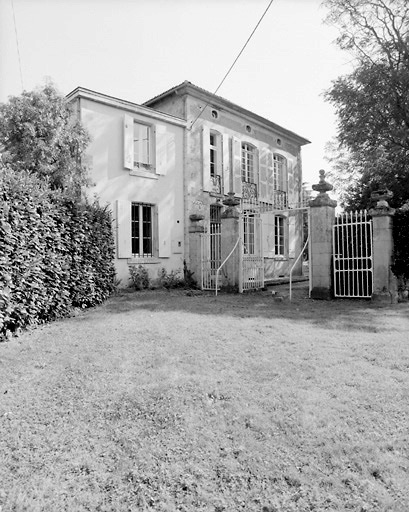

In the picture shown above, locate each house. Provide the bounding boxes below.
[144,81,310,285]
[67,82,310,289]
[66,87,186,287]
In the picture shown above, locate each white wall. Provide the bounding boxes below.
[80,98,185,287]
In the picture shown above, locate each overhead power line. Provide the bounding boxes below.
[11,0,24,92]
[189,0,275,130]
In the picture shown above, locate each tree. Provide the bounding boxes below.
[0,84,90,193]
[324,0,409,210]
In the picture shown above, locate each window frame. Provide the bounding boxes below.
[131,202,154,258]
[241,142,256,184]
[209,132,218,178]
[133,121,152,169]
[243,213,256,255]
[273,153,287,192]
[274,215,286,257]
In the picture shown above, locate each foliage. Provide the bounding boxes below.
[391,207,409,288]
[65,199,117,308]
[0,83,90,195]
[157,267,183,289]
[183,260,198,289]
[129,265,150,290]
[0,166,116,339]
[323,0,409,210]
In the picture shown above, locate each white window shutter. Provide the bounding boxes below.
[258,148,268,202]
[156,124,175,175]
[288,215,296,258]
[222,133,230,195]
[202,125,211,192]
[158,202,171,257]
[282,157,289,193]
[232,137,242,198]
[124,114,134,170]
[261,211,275,258]
[267,151,274,201]
[287,159,296,206]
[116,200,132,258]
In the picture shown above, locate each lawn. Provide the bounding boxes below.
[1,284,409,511]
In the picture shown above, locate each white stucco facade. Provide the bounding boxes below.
[67,88,186,287]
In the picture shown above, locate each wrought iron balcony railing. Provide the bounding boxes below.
[272,190,287,210]
[210,175,221,194]
[242,181,257,201]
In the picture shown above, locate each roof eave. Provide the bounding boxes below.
[66,87,187,127]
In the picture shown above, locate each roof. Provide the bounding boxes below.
[143,81,311,146]
[66,87,187,128]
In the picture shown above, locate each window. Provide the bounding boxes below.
[241,143,255,183]
[210,133,217,178]
[205,131,222,194]
[210,205,222,269]
[273,154,286,191]
[274,216,285,256]
[243,213,256,254]
[134,122,150,166]
[131,203,153,257]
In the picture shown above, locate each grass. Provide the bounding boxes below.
[1,284,409,511]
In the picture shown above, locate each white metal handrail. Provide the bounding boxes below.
[289,235,309,301]
[215,236,241,296]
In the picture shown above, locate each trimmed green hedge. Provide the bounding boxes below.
[392,207,409,289]
[0,167,116,339]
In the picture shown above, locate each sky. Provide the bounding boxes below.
[0,0,353,186]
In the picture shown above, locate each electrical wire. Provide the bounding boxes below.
[189,0,275,130]
[11,0,24,92]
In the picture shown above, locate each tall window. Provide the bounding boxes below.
[131,203,153,256]
[243,214,255,254]
[134,122,150,166]
[273,154,286,190]
[241,143,255,183]
[274,216,285,256]
[210,133,217,178]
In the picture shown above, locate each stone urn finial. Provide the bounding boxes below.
[223,192,241,207]
[369,189,395,216]
[222,192,240,219]
[310,169,337,208]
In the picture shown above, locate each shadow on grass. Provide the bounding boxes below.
[101,284,408,334]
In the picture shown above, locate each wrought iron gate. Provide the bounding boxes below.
[333,210,373,298]
[240,213,264,292]
[201,229,222,290]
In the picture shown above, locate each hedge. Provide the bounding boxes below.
[392,207,409,289]
[0,167,116,339]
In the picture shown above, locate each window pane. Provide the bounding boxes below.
[142,205,152,256]
[134,123,150,165]
[131,203,140,255]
